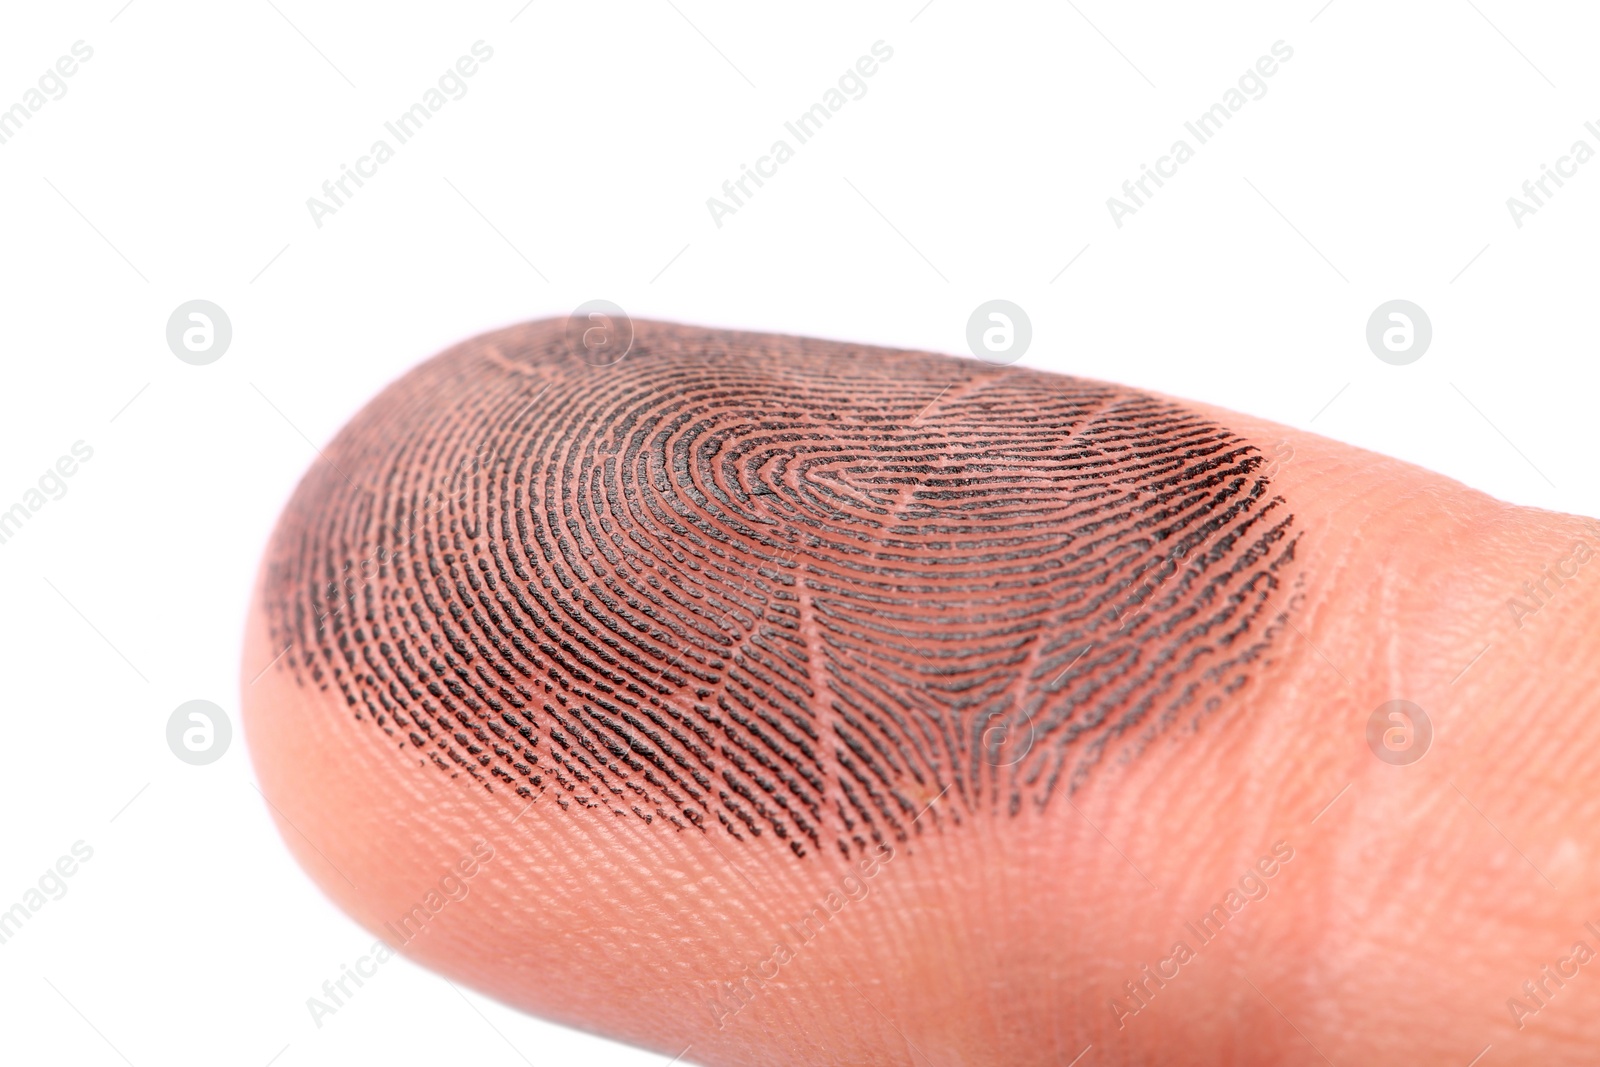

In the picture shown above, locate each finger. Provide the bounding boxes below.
[242,318,1600,1066]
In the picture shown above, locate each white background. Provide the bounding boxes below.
[1,2,1597,1065]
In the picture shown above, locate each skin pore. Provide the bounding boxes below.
[242,319,1600,1065]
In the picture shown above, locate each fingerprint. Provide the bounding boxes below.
[259,320,1301,860]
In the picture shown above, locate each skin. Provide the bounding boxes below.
[242,320,1600,1065]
